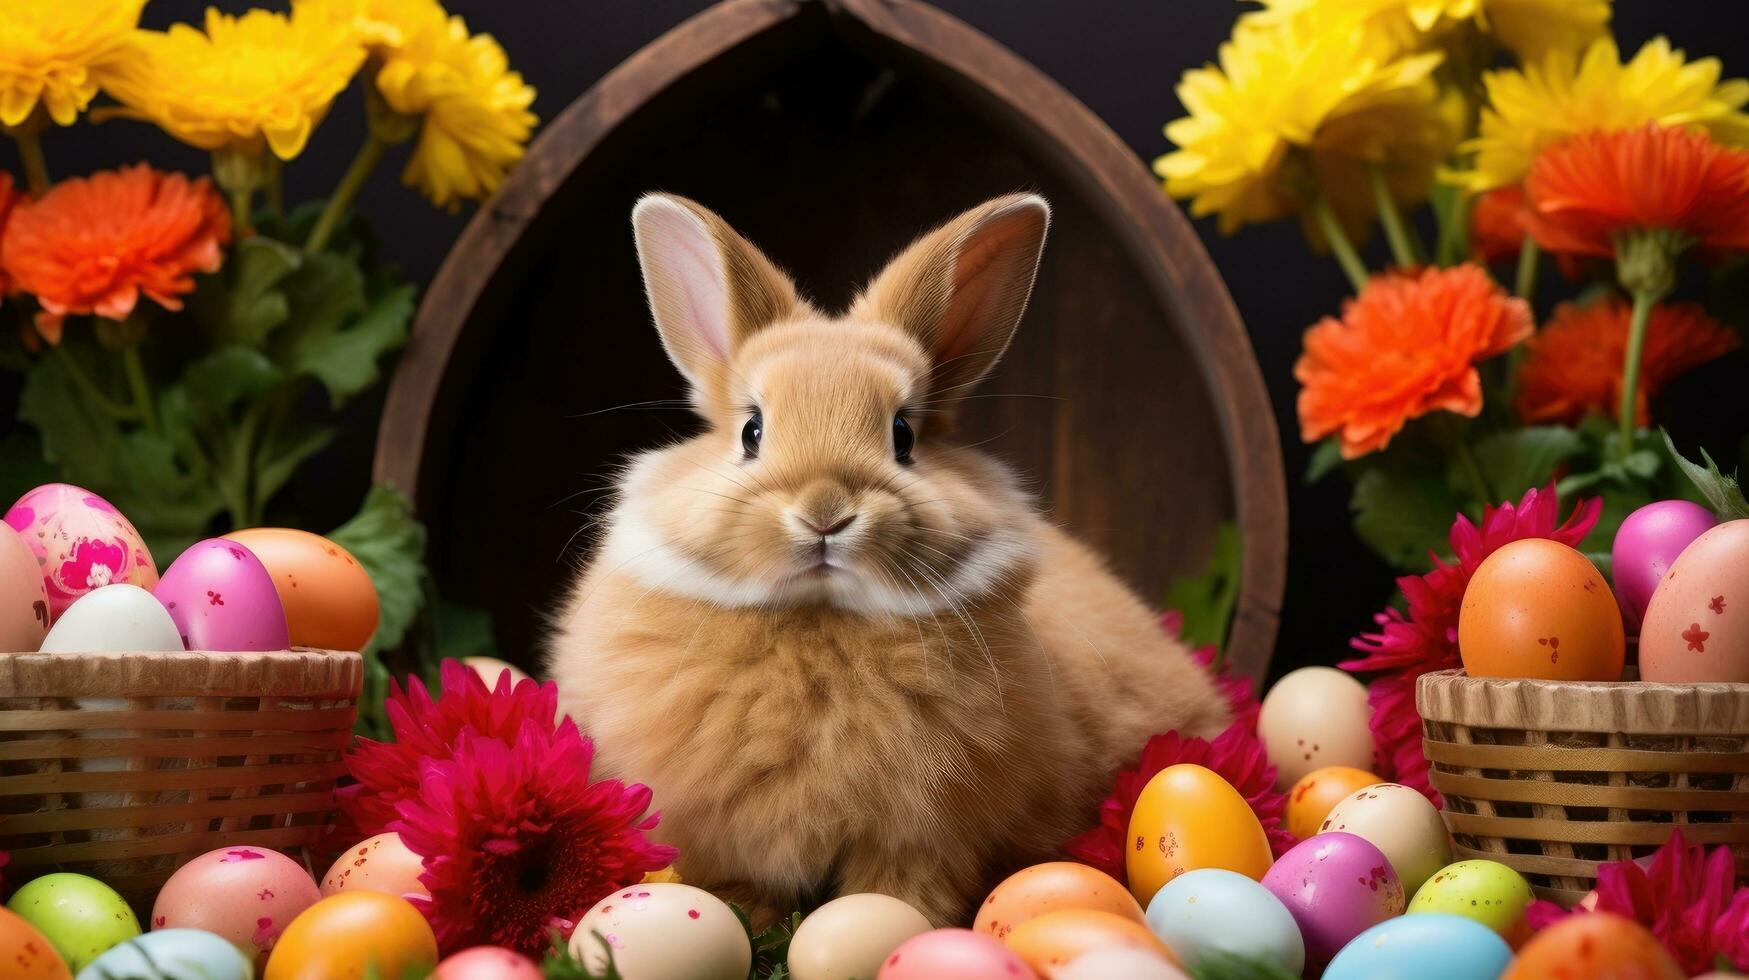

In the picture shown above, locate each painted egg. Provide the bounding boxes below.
[5,484,157,619]
[1055,948,1186,980]
[974,862,1143,941]
[0,905,73,979]
[1408,859,1534,945]
[152,539,289,651]
[1003,909,1175,978]
[39,584,183,653]
[6,873,141,971]
[75,928,254,980]
[1260,832,1403,968]
[1612,500,1716,633]
[1324,912,1513,980]
[1459,538,1624,681]
[788,893,931,980]
[463,656,530,689]
[1258,667,1374,789]
[875,928,1038,979]
[1503,912,1683,980]
[1285,765,1381,841]
[569,883,750,980]
[433,945,544,980]
[1126,764,1272,905]
[1641,520,1749,683]
[1144,868,1304,975]
[0,522,50,651]
[264,892,437,980]
[152,845,321,967]
[1319,782,1452,895]
[320,832,428,900]
[223,529,379,651]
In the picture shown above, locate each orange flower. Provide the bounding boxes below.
[1297,264,1532,459]
[1471,184,1528,267]
[1524,124,1749,259]
[0,171,19,297]
[1516,298,1740,426]
[0,164,230,343]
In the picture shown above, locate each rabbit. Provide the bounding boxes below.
[545,192,1231,926]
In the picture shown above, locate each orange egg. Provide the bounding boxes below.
[1503,912,1682,980]
[974,862,1143,940]
[1285,766,1381,840]
[1458,539,1624,681]
[1003,909,1176,979]
[224,528,379,651]
[263,891,437,980]
[0,906,71,980]
[1126,764,1272,905]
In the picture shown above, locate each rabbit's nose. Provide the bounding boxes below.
[803,513,857,537]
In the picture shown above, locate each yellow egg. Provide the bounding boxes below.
[1258,667,1374,790]
[1125,764,1272,905]
[223,528,379,651]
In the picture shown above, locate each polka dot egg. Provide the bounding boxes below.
[569,883,749,980]
[321,832,429,900]
[150,846,321,968]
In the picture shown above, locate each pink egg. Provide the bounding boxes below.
[0,522,50,651]
[435,946,544,979]
[1612,500,1716,633]
[5,483,157,619]
[1640,520,1749,683]
[152,539,289,651]
[876,928,1039,979]
[1261,832,1404,968]
[321,832,429,900]
[151,845,321,967]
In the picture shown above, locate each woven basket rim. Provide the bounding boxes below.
[0,648,363,699]
[1417,668,1749,735]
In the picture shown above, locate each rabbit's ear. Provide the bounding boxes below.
[852,193,1050,396]
[631,194,802,399]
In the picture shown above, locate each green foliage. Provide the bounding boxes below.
[1662,429,1749,520]
[543,931,625,980]
[1163,521,1242,656]
[1351,465,1460,570]
[730,904,805,980]
[1468,426,1585,501]
[1188,951,1301,980]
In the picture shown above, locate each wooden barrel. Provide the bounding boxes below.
[373,0,1286,681]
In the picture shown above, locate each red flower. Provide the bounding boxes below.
[1471,184,1528,267]
[0,171,18,297]
[393,720,677,957]
[1164,610,1261,734]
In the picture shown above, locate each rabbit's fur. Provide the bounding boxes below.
[546,193,1229,925]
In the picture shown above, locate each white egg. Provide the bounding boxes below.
[39,584,183,653]
[1259,667,1374,789]
[570,883,750,980]
[787,893,931,980]
[1057,947,1189,980]
[1146,868,1304,975]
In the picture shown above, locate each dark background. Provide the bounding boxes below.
[1,1,1738,680]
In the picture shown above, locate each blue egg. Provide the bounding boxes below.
[76,928,253,980]
[1145,867,1305,975]
[1324,913,1512,980]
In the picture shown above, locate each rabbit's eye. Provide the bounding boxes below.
[741,412,762,459]
[893,414,915,463]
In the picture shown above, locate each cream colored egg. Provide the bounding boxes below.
[321,832,429,900]
[0,522,49,652]
[38,584,182,653]
[570,883,749,980]
[1259,667,1374,789]
[1058,947,1190,980]
[787,893,931,980]
[463,656,532,688]
[1320,782,1452,895]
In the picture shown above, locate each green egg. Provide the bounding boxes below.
[6,873,142,971]
[1407,859,1534,943]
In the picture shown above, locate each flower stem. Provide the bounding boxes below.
[121,346,159,434]
[1311,195,1369,293]
[1514,235,1540,302]
[264,157,284,219]
[11,125,49,195]
[306,133,387,255]
[228,186,253,236]
[1616,287,1658,450]
[1368,165,1423,267]
[50,343,136,420]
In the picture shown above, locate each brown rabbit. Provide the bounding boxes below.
[545,192,1229,925]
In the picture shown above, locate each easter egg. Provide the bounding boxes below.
[875,928,1038,979]
[1640,520,1749,683]
[1408,859,1534,945]
[1503,912,1683,980]
[75,929,253,980]
[223,529,379,651]
[1144,868,1304,975]
[1459,538,1624,681]
[433,945,543,980]
[788,893,931,980]
[6,873,141,971]
[1258,667,1374,789]
[152,846,321,967]
[0,522,50,651]
[463,656,530,688]
[1126,764,1272,905]
[1324,912,1513,980]
[1055,948,1186,980]
[0,905,72,979]
[1261,832,1403,967]
[152,539,289,651]
[974,862,1143,940]
[39,584,183,653]
[1319,783,1451,895]
[1285,765,1381,841]
[320,832,428,900]
[1003,909,1175,978]
[569,883,750,980]
[263,892,437,980]
[1612,500,1716,632]
[5,484,156,619]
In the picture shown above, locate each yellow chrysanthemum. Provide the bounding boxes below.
[0,0,143,127]
[1249,0,1609,61]
[1456,35,1749,192]
[100,7,365,160]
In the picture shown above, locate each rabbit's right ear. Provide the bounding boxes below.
[631,194,803,404]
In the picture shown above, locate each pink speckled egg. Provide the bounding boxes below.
[1261,832,1404,969]
[5,483,156,619]
[152,539,289,651]
[1612,500,1716,633]
[435,945,543,979]
[876,928,1039,979]
[0,522,50,651]
[1640,520,1749,683]
[320,832,428,900]
[151,845,320,967]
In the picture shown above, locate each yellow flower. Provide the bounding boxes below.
[1456,35,1749,192]
[100,6,365,160]
[1248,0,1609,61]
[0,0,143,127]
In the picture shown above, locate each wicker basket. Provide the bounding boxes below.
[0,649,362,910]
[1417,668,1749,906]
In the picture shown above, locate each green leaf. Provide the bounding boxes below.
[1163,521,1242,655]
[1188,950,1301,980]
[288,274,413,406]
[1304,439,1343,484]
[191,236,302,347]
[1469,426,1585,499]
[179,346,284,418]
[1661,429,1749,520]
[1351,466,1460,570]
[542,930,625,979]
[329,484,429,656]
